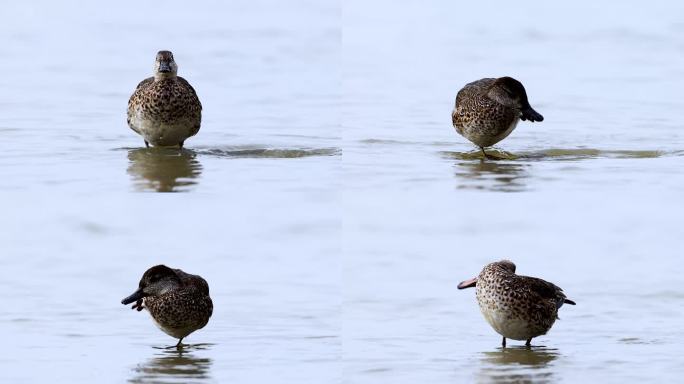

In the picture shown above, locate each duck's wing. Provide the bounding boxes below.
[456,78,496,106]
[453,78,498,127]
[127,77,154,133]
[173,269,210,295]
[517,275,575,309]
[177,76,202,110]
[133,77,154,92]
[175,77,202,136]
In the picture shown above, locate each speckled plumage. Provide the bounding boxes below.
[452,77,543,151]
[122,265,213,346]
[127,51,202,148]
[458,260,574,347]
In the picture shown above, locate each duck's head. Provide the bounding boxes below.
[154,50,178,80]
[488,77,544,122]
[121,265,182,308]
[457,259,517,289]
[492,259,516,273]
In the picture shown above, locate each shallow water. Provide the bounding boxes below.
[2,0,684,383]
[342,0,684,383]
[0,0,340,383]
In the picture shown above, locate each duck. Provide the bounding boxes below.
[121,265,213,347]
[452,77,543,157]
[127,51,202,148]
[458,260,575,347]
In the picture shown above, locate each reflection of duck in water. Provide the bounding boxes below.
[454,160,528,192]
[482,347,558,365]
[127,148,202,192]
[478,347,559,383]
[128,347,212,383]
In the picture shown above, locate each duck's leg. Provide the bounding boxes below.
[179,141,184,149]
[525,338,532,347]
[144,140,149,148]
[502,337,506,348]
[176,338,184,349]
[481,147,487,159]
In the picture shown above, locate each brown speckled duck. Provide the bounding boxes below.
[127,51,202,148]
[122,265,213,347]
[458,260,575,347]
[452,77,543,156]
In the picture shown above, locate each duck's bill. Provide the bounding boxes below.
[521,107,543,122]
[121,288,144,305]
[457,277,477,289]
[158,62,172,72]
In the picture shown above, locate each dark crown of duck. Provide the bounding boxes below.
[489,77,543,122]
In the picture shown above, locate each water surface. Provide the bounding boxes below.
[0,1,340,383]
[342,1,684,383]
[2,0,684,383]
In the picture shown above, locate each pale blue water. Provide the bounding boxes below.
[0,1,340,383]
[2,0,684,383]
[342,1,684,383]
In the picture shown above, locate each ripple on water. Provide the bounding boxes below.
[617,337,663,345]
[116,145,339,192]
[198,146,341,159]
[438,147,670,192]
[440,148,666,161]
